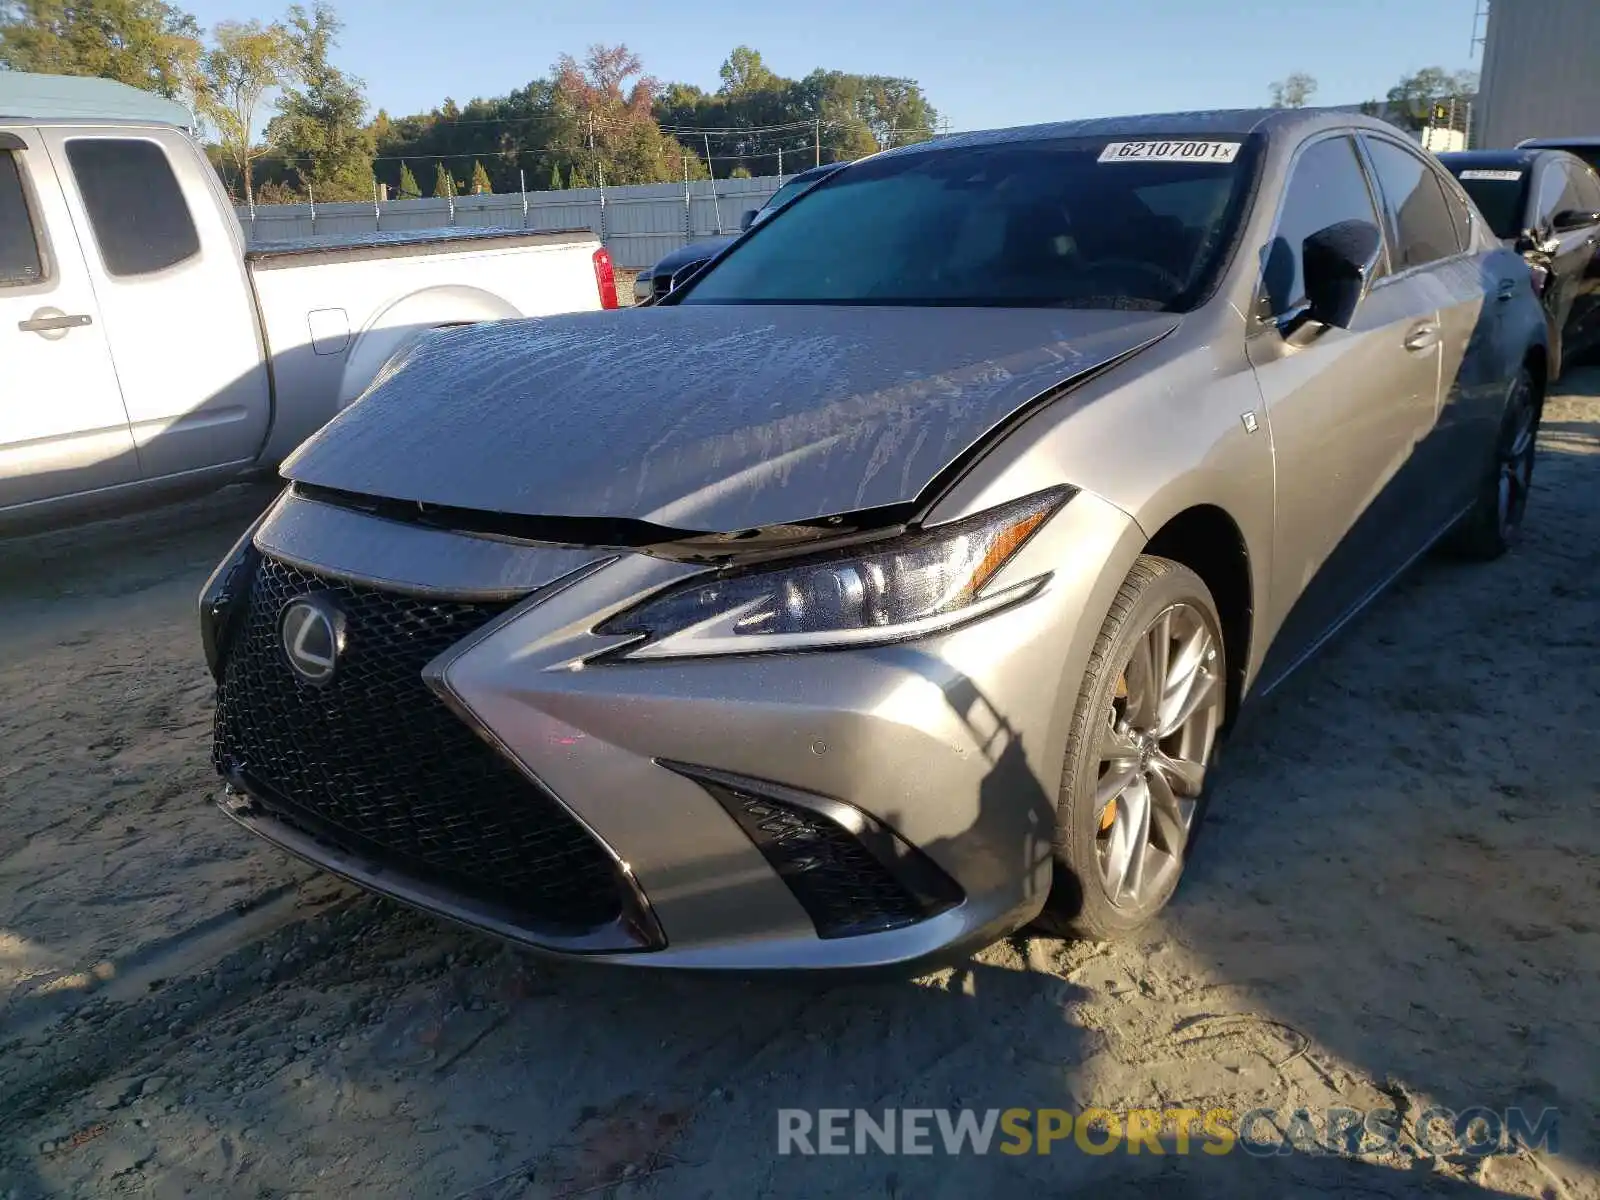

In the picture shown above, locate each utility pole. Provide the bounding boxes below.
[590,113,606,243]
[704,132,722,233]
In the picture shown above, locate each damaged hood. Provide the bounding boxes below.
[282,305,1177,533]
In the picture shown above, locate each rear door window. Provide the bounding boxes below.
[65,138,199,277]
[1362,137,1462,269]
[1260,135,1384,319]
[0,151,45,287]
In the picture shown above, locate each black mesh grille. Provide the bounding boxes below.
[705,782,948,939]
[213,556,625,932]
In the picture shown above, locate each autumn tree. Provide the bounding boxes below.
[266,1,374,201]
[550,43,702,185]
[470,159,491,194]
[0,0,202,98]
[397,160,420,198]
[192,16,295,209]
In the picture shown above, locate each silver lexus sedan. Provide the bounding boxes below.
[202,108,1547,970]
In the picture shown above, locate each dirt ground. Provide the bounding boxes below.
[1,372,1597,1200]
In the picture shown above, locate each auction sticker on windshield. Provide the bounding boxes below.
[1098,140,1241,164]
[1458,169,1523,181]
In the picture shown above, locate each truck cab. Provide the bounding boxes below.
[1,72,615,533]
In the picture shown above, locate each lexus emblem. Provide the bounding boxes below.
[278,595,345,685]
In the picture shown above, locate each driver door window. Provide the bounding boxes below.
[1260,135,1385,320]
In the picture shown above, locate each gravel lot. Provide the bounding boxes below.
[1,371,1597,1200]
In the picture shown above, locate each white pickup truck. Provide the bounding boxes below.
[0,73,618,533]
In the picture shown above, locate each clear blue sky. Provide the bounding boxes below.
[182,0,1484,131]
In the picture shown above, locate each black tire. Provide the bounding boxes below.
[1035,555,1227,941]
[1445,367,1541,561]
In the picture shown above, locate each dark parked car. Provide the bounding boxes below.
[633,162,844,303]
[205,109,1546,970]
[1441,148,1600,376]
[1517,136,1600,173]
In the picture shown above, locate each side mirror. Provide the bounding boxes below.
[740,209,756,232]
[1301,219,1383,330]
[1550,207,1600,233]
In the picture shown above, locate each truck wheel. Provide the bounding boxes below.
[1036,556,1226,940]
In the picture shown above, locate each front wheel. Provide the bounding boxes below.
[1036,556,1227,940]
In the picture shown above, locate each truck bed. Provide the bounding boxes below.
[244,226,600,270]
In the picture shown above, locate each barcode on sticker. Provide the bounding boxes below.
[1098,140,1241,164]
[1458,169,1523,181]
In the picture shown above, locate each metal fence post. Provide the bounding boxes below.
[308,186,316,235]
[520,169,528,229]
[682,154,692,247]
[372,178,381,231]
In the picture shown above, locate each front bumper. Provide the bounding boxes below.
[208,487,1143,969]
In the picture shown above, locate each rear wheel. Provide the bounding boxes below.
[1447,367,1540,561]
[1036,556,1226,940]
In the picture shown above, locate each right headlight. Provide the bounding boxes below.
[596,487,1070,659]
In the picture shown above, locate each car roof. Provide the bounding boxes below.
[1519,136,1600,149]
[1437,149,1543,170]
[874,106,1402,160]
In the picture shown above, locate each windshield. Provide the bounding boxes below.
[1448,167,1529,239]
[681,137,1256,311]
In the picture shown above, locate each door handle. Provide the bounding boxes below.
[19,310,92,334]
[1403,323,1440,352]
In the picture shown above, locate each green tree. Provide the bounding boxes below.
[729,164,752,178]
[1386,67,1478,131]
[654,50,938,176]
[266,1,374,201]
[397,160,420,199]
[718,45,777,97]
[0,0,202,98]
[547,162,564,190]
[431,160,454,198]
[470,159,492,194]
[1269,72,1317,109]
[568,162,590,189]
[192,16,295,209]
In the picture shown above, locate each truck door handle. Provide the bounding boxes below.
[19,310,93,334]
[1403,322,1440,352]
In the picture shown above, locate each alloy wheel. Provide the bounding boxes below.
[1497,375,1539,539]
[1094,602,1223,909]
